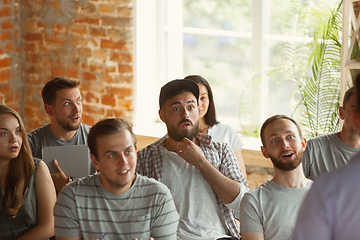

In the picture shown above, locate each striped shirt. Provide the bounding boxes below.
[136,133,249,239]
[54,173,179,239]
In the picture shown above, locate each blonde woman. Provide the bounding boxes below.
[0,105,56,239]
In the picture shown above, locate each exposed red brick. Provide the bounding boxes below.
[105,108,124,118]
[51,67,79,80]
[71,24,87,35]
[83,104,104,114]
[118,64,133,73]
[0,8,11,17]
[90,27,106,37]
[75,15,100,25]
[83,71,97,81]
[44,32,67,44]
[2,20,12,29]
[1,31,12,41]
[117,7,133,18]
[118,99,132,110]
[37,21,47,29]
[5,42,14,52]
[23,32,42,42]
[78,48,92,58]
[108,87,132,97]
[0,81,10,92]
[0,57,11,69]
[101,16,132,27]
[106,66,116,72]
[101,39,128,51]
[109,51,132,62]
[81,114,95,126]
[26,54,41,64]
[100,4,116,14]
[53,23,68,33]
[50,0,60,9]
[23,43,36,52]
[3,0,12,5]
[24,21,37,32]
[99,72,113,83]
[94,49,107,61]
[26,75,42,85]
[108,29,132,41]
[101,95,116,107]
[89,64,103,71]
[84,92,100,104]
[70,35,88,46]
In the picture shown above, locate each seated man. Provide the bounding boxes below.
[137,79,249,239]
[302,86,360,180]
[54,118,179,240]
[27,77,92,192]
[293,74,360,240]
[240,115,312,240]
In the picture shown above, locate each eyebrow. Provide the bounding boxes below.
[0,126,20,131]
[62,95,82,102]
[269,130,294,137]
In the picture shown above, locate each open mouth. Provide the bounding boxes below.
[282,152,294,159]
[10,146,18,151]
[120,169,130,174]
[70,115,80,121]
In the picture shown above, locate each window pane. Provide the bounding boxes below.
[183,0,252,32]
[183,33,252,124]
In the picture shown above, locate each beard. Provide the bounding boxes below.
[56,114,81,131]
[269,151,303,171]
[167,119,200,142]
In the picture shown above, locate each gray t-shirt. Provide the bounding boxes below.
[54,173,179,239]
[240,179,312,240]
[27,123,91,159]
[162,149,229,240]
[302,133,360,180]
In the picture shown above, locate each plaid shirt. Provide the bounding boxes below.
[136,133,249,239]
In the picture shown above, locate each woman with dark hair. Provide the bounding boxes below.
[0,105,56,239]
[185,75,247,179]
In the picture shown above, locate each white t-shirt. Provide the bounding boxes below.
[208,123,244,152]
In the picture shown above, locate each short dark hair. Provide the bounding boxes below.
[42,77,80,105]
[159,79,199,109]
[184,75,219,127]
[343,86,357,109]
[88,118,137,159]
[260,115,302,147]
[355,74,360,112]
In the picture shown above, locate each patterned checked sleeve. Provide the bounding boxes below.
[217,142,249,190]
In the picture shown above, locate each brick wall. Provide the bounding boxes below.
[0,0,21,112]
[1,0,134,131]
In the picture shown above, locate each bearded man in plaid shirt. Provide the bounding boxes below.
[137,79,249,240]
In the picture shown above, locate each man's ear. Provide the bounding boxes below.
[260,146,270,158]
[301,137,307,152]
[90,153,100,172]
[159,109,165,123]
[44,104,54,116]
[339,106,345,120]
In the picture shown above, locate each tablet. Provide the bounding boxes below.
[42,145,91,178]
